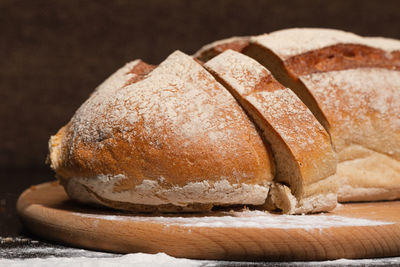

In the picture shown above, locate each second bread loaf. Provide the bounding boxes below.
[245,28,400,202]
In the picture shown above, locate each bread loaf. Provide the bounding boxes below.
[49,51,273,212]
[48,28,400,214]
[243,28,400,202]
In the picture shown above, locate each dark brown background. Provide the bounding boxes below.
[1,0,400,192]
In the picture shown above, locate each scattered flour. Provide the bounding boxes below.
[1,234,398,266]
[0,253,210,267]
[1,246,115,259]
[72,210,392,229]
[2,249,400,266]
[296,258,400,266]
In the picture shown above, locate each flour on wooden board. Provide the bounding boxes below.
[72,209,392,229]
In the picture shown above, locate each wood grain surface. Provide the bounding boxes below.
[16,181,400,261]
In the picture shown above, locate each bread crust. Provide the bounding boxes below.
[193,36,250,62]
[284,44,400,77]
[252,28,400,61]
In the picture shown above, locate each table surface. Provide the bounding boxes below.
[2,170,400,266]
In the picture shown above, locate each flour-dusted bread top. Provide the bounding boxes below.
[250,28,400,77]
[300,68,400,159]
[252,28,400,60]
[363,36,400,52]
[205,50,337,213]
[49,51,273,211]
[193,36,250,62]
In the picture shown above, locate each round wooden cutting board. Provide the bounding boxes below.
[17,181,400,261]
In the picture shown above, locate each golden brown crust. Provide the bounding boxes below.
[49,51,273,211]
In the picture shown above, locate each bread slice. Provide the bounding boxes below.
[244,28,400,202]
[204,50,337,214]
[48,51,273,212]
